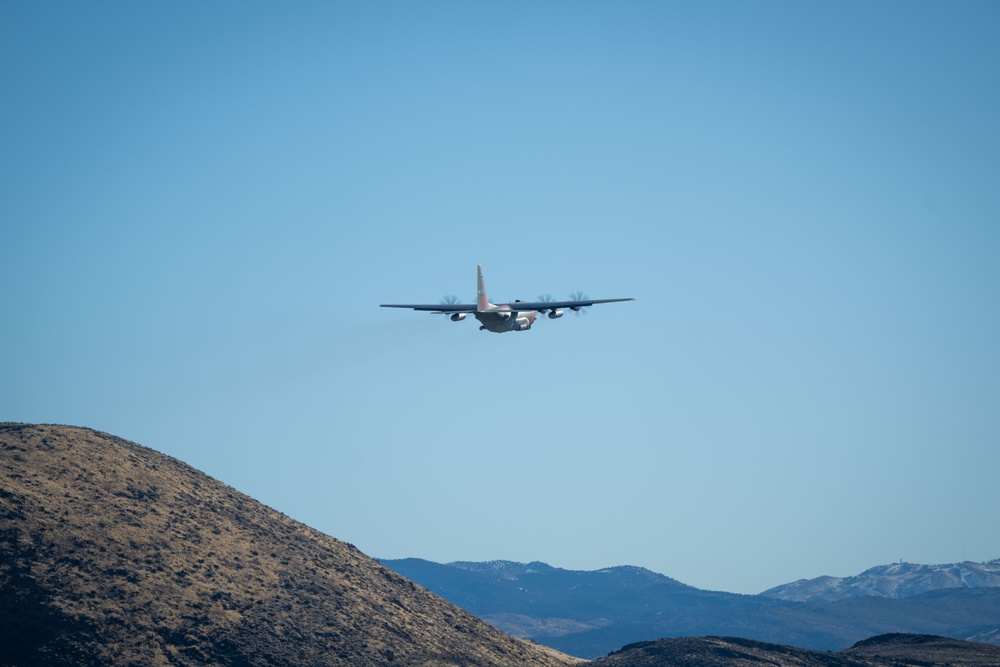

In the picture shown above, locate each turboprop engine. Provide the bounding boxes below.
[450,313,466,322]
[514,316,533,331]
[547,309,564,319]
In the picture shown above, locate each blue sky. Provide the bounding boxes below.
[2,1,998,595]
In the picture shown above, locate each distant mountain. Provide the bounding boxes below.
[381,558,1000,659]
[589,633,1000,667]
[0,424,579,667]
[761,559,1000,603]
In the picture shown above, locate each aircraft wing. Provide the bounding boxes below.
[380,297,635,313]
[511,297,636,312]
[380,303,478,313]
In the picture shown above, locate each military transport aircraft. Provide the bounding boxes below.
[381,264,635,333]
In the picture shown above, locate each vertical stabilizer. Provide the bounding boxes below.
[477,264,490,312]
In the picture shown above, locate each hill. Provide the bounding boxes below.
[587,633,1000,667]
[378,559,695,638]
[761,559,1000,603]
[0,423,580,667]
[380,558,1000,659]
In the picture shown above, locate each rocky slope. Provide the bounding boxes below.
[0,423,580,667]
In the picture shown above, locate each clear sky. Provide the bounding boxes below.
[2,1,998,595]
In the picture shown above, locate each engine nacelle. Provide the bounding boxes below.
[450,313,467,322]
[514,317,533,331]
[547,309,564,319]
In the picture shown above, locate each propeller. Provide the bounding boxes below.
[437,295,468,322]
[569,291,591,315]
[536,294,555,314]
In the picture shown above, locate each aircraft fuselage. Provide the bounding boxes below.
[475,306,537,333]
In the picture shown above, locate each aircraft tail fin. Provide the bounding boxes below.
[477,264,490,312]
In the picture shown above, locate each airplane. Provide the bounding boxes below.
[381,264,635,333]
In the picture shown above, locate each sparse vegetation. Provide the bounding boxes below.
[0,424,581,667]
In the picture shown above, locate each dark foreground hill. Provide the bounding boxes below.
[0,424,580,667]
[381,559,1000,659]
[589,633,1000,667]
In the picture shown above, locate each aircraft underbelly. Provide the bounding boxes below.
[475,311,534,333]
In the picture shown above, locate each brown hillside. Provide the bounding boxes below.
[0,423,581,667]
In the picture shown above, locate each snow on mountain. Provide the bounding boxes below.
[449,560,558,580]
[761,559,1000,603]
[447,560,684,587]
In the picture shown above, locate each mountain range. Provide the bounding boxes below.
[761,559,1000,603]
[379,558,1000,659]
